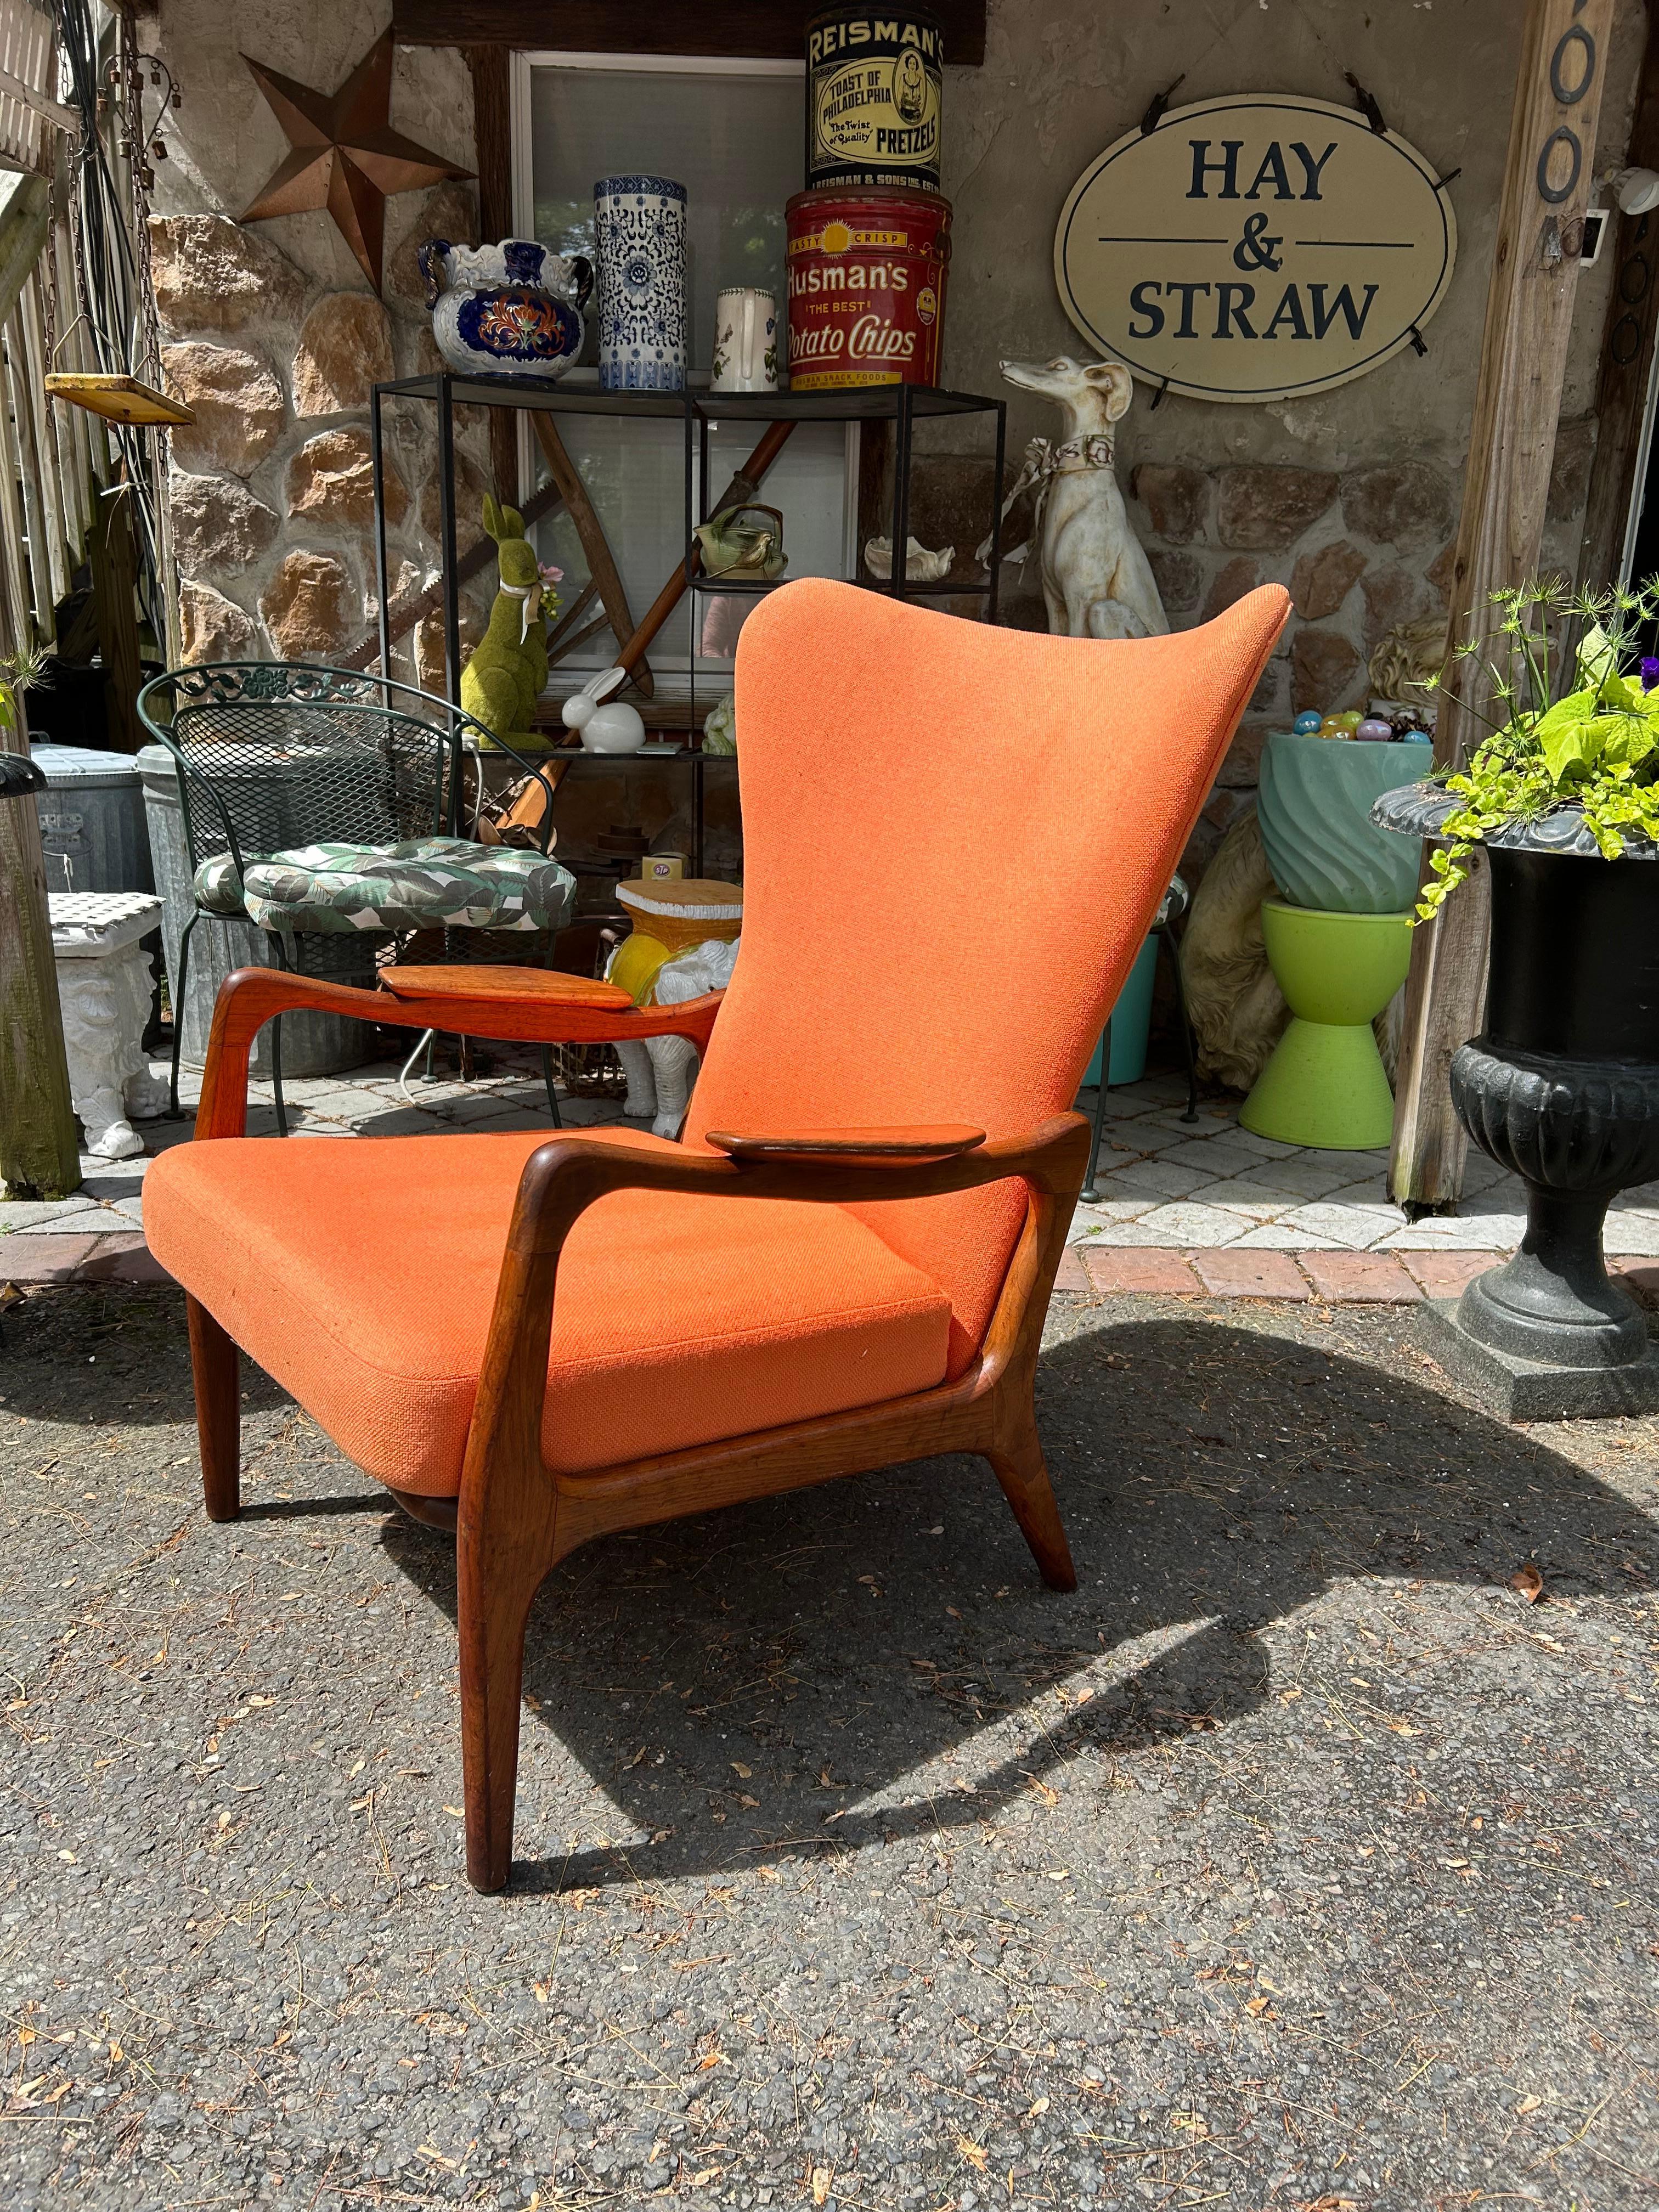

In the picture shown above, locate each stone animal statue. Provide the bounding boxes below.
[977,356,1167,641]
[613,935,741,1137]
[1368,614,1447,713]
[459,496,550,741]
[1181,811,1287,1091]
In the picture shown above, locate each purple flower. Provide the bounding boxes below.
[1641,656,1659,692]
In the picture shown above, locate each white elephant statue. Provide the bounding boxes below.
[613,934,741,1138]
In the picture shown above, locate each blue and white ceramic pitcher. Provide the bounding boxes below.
[419,238,593,380]
[594,177,687,393]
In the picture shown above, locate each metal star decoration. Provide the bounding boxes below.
[240,31,472,296]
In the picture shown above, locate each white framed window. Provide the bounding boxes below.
[511,50,857,682]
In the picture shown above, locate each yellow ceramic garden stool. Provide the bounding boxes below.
[608,879,745,1137]
[608,878,745,1006]
[1239,899,1413,1150]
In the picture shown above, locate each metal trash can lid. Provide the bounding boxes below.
[32,743,143,787]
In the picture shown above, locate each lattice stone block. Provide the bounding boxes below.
[49,893,167,1161]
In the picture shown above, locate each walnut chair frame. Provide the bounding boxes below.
[185,964,1089,1893]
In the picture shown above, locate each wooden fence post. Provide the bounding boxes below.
[1389,0,1616,1212]
[88,479,144,753]
[0,723,80,1201]
[1577,8,1659,591]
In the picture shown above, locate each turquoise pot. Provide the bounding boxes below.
[1084,933,1158,1087]
[1257,732,1434,913]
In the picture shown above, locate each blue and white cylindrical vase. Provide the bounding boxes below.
[594,176,688,392]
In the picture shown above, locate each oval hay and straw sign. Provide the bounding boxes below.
[1054,94,1457,404]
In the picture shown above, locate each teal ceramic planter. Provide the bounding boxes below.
[1257,732,1434,913]
[1083,932,1158,1087]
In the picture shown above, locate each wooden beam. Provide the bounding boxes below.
[397,1,988,65]
[88,481,143,754]
[529,410,653,695]
[1390,0,1616,1213]
[0,174,47,331]
[1577,8,1659,591]
[465,46,518,507]
[0,725,79,1201]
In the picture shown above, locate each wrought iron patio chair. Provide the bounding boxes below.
[137,663,575,1135]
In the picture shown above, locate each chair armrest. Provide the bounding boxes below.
[706,1124,985,1164]
[458,1113,1092,1523]
[193,966,725,1139]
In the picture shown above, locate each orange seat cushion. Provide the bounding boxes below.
[144,1128,952,1496]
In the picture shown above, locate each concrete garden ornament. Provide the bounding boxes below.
[460,499,556,745]
[605,880,744,1137]
[49,892,168,1160]
[977,357,1167,641]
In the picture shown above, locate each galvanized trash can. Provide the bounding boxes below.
[137,744,376,1079]
[32,744,155,895]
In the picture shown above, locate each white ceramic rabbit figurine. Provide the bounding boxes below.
[562,666,645,754]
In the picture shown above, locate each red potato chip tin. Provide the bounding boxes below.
[785,187,951,390]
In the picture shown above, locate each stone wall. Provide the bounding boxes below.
[143,9,482,678]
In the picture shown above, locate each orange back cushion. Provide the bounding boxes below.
[687,580,1289,1372]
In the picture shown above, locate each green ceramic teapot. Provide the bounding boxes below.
[693,503,787,580]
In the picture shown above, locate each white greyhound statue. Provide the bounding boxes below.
[978,356,1167,642]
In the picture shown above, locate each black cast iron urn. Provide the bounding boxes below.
[1374,785,1659,1415]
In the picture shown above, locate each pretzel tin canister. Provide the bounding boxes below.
[806,6,944,194]
[785,187,951,390]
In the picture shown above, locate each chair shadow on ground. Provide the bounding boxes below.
[369,1313,1659,1893]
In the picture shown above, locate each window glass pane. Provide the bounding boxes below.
[528,61,850,684]
[535,417,849,675]
[530,65,803,366]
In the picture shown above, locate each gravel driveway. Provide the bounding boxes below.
[1,1281,1655,2210]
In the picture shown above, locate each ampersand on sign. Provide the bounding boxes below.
[1234,211,1284,272]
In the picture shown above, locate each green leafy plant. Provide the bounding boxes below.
[0,645,43,734]
[1416,579,1659,920]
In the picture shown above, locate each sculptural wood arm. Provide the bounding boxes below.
[193,966,724,1139]
[458,1112,1092,1523]
[706,1124,986,1163]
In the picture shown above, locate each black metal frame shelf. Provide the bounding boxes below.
[369,373,1007,876]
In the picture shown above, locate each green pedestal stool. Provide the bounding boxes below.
[1239,899,1412,1150]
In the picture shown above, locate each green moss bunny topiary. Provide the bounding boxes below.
[459,495,559,746]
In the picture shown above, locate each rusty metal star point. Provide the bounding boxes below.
[239,31,473,296]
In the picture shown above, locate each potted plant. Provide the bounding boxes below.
[1374,582,1659,1417]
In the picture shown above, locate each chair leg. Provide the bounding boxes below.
[458,1543,550,1894]
[186,1296,240,1522]
[264,932,292,1137]
[1081,1017,1111,1203]
[1160,923,1200,1124]
[540,1046,563,1127]
[270,1015,289,1137]
[986,1422,1077,1593]
[168,909,199,1116]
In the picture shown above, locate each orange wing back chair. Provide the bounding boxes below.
[145,579,1289,1891]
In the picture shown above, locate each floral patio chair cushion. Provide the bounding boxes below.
[193,837,575,936]
[191,852,248,916]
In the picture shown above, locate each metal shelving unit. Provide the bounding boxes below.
[368,375,1007,876]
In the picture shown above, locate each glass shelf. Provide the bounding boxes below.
[690,573,992,597]
[375,373,1002,424]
